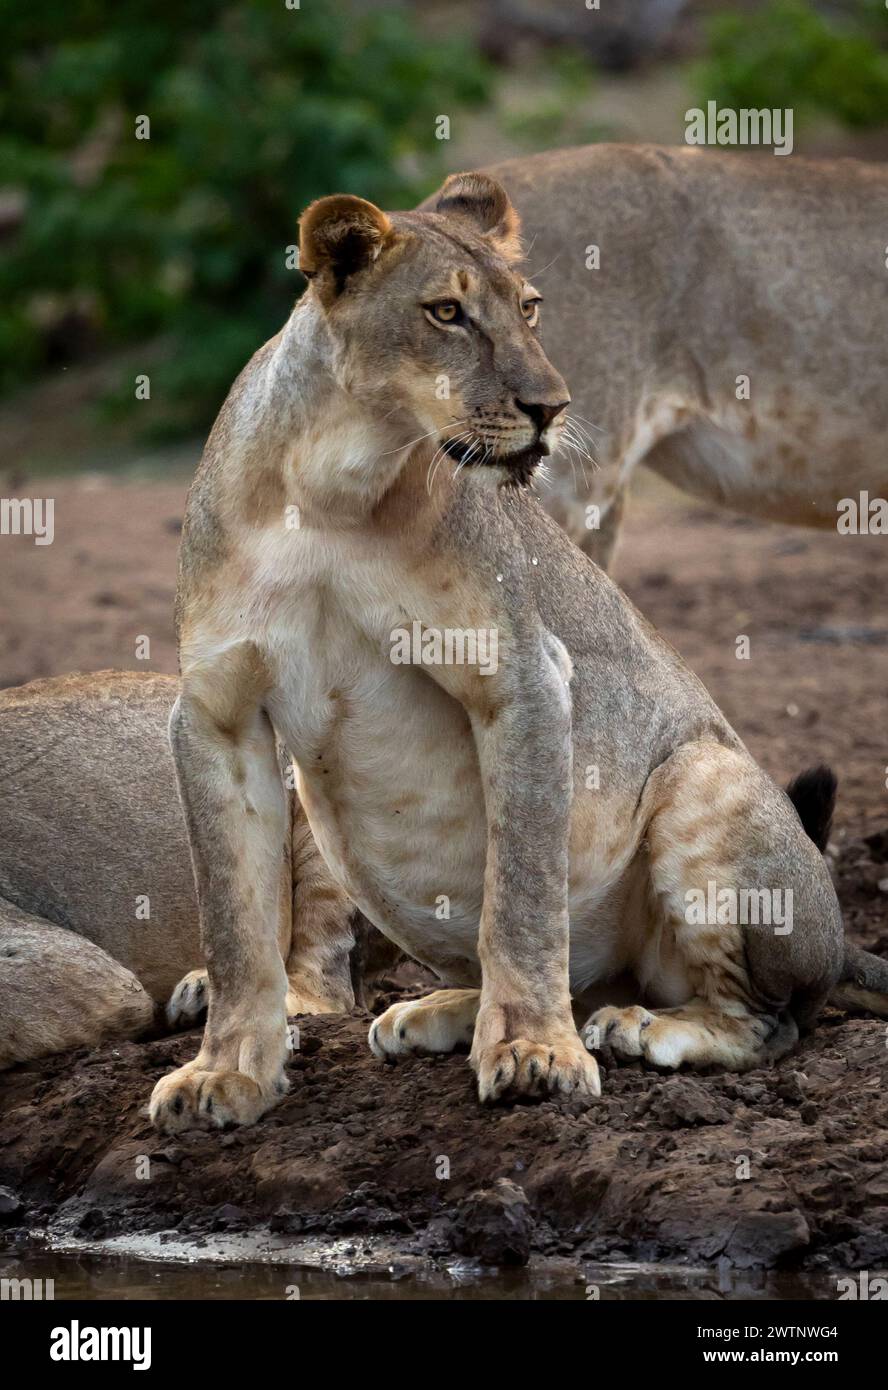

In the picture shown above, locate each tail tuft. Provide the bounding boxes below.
[785,765,837,853]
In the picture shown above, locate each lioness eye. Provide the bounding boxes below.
[427,301,462,324]
[521,298,541,327]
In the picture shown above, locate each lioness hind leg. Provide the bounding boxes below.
[0,898,156,1068]
[585,740,839,1074]
[369,989,480,1059]
[285,806,358,1015]
[167,968,209,1028]
[584,1000,795,1071]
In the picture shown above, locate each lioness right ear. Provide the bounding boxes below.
[299,195,393,303]
[433,172,522,262]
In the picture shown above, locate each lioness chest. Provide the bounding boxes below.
[244,524,486,978]
[238,524,629,985]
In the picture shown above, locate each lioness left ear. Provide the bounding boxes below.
[433,172,522,262]
[299,194,393,303]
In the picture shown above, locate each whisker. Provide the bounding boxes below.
[561,421,598,471]
[561,439,591,490]
[563,417,598,453]
[522,252,562,280]
[461,439,482,469]
[562,444,579,493]
[534,461,553,491]
[382,418,470,459]
[428,429,473,493]
[425,442,447,494]
[558,429,595,486]
[569,412,607,436]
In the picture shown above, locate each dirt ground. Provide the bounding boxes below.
[1,470,888,1273]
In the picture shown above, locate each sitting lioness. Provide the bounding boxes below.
[145,173,888,1134]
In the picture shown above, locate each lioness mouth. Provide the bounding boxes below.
[443,436,545,488]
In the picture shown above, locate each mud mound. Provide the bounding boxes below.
[1,988,886,1271]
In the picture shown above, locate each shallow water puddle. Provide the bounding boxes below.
[0,1241,834,1300]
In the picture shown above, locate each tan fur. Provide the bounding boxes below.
[149,177,847,1134]
[7,151,884,1086]
[0,901,155,1069]
[0,671,366,1067]
[421,146,888,567]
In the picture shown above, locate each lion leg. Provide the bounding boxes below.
[285,803,358,1014]
[149,664,291,1135]
[584,1000,795,1071]
[369,989,480,1059]
[574,483,626,571]
[0,898,156,1068]
[166,805,363,1030]
[545,474,626,573]
[167,804,363,1030]
[585,740,841,1073]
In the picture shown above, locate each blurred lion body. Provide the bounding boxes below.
[454,144,888,567]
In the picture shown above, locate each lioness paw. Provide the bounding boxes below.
[166,969,209,1029]
[369,989,479,1059]
[149,1062,288,1134]
[474,1036,600,1104]
[583,1004,654,1059]
[584,1004,706,1069]
[584,1002,766,1070]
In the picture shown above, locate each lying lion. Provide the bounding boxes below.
[117,171,885,1133]
[0,671,368,1069]
[454,144,888,569]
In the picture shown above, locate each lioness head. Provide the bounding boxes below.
[298,172,570,487]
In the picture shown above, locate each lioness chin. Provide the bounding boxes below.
[149,172,880,1135]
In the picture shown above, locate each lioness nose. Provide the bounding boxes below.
[515,398,570,431]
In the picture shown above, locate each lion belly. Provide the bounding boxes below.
[273,651,629,990]
[643,415,888,529]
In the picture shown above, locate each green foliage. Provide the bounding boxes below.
[0,1,489,431]
[698,0,888,130]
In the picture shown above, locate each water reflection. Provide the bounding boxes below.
[0,1249,832,1301]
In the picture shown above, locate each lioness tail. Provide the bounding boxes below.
[786,764,888,1017]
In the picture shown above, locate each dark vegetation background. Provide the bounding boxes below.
[2,0,888,463]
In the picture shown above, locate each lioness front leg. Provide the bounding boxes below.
[150,646,290,1133]
[469,642,599,1103]
[167,805,360,1030]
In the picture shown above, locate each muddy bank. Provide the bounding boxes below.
[1,837,887,1276]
